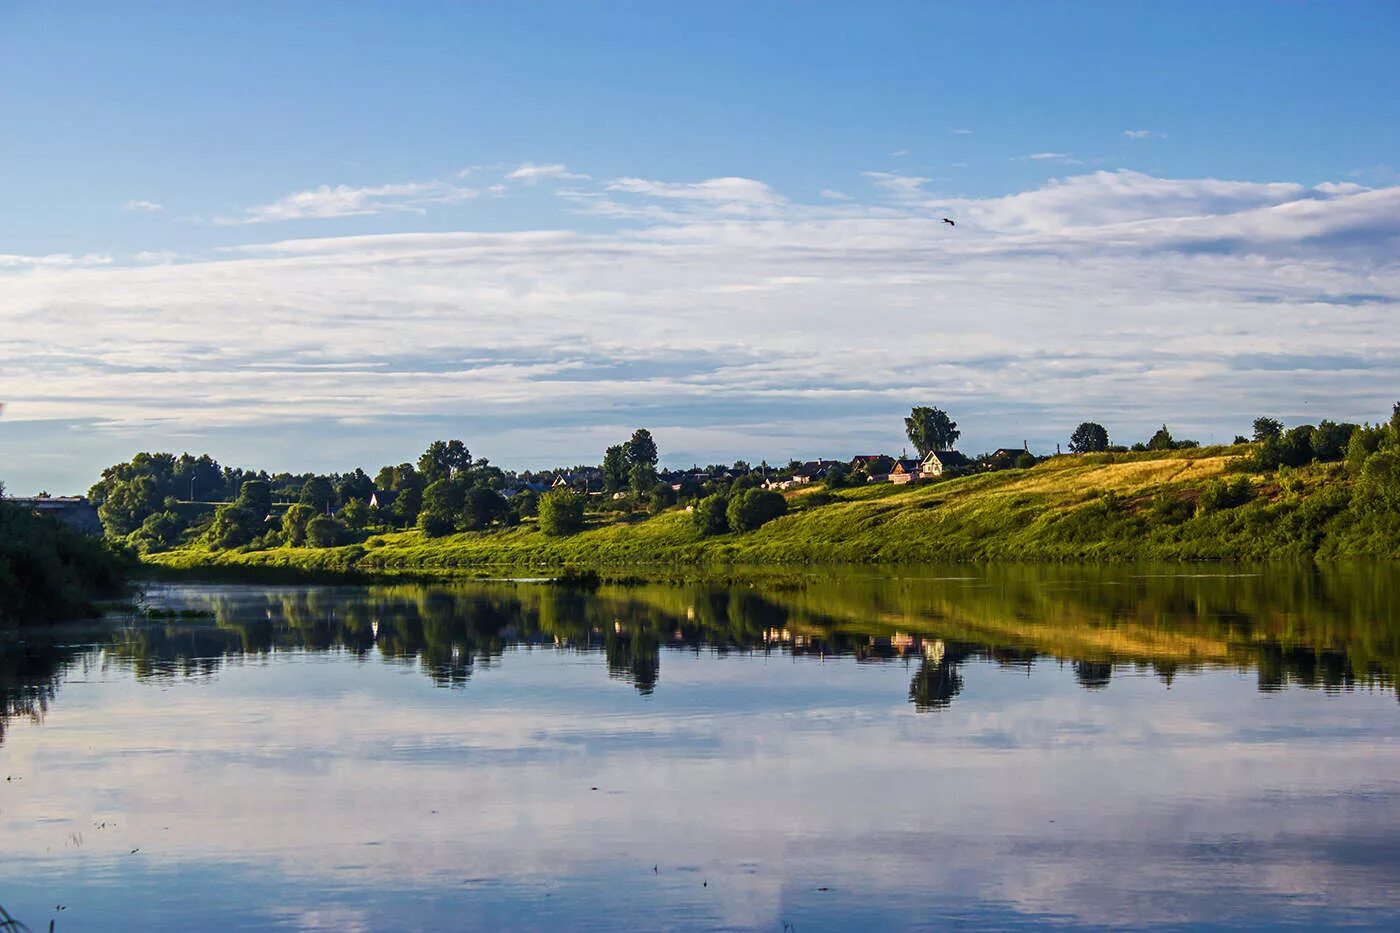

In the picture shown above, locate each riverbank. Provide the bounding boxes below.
[143,445,1399,580]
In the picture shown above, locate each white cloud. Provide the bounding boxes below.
[891,149,910,158]
[224,180,478,224]
[950,128,974,135]
[862,171,929,198]
[1022,152,1083,165]
[1124,129,1166,139]
[4,167,1399,489]
[819,189,853,201]
[123,199,163,212]
[505,162,589,183]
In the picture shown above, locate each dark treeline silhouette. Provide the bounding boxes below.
[4,565,1397,745]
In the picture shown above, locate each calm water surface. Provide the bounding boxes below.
[2,566,1399,930]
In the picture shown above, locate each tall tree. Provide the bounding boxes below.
[904,407,961,456]
[418,440,472,483]
[1069,422,1110,453]
[625,429,658,468]
[601,444,629,492]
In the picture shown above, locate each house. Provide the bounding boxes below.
[919,449,972,477]
[888,458,922,484]
[368,489,399,510]
[5,496,103,535]
[981,444,1031,471]
[792,459,841,484]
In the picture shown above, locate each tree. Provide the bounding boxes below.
[725,488,787,532]
[281,503,319,546]
[1069,422,1110,454]
[236,480,272,516]
[628,462,658,495]
[206,503,262,550]
[304,515,343,548]
[299,476,336,514]
[339,497,371,529]
[127,511,185,554]
[538,489,586,536]
[461,486,508,531]
[420,479,465,517]
[625,429,658,468]
[417,507,455,538]
[905,406,960,457]
[691,494,730,536]
[1311,420,1357,462]
[418,440,471,483]
[337,468,375,505]
[1252,417,1284,443]
[601,444,629,492]
[1146,425,1175,451]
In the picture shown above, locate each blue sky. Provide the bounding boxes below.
[2,2,1399,493]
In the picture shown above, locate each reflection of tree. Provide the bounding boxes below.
[7,562,1400,737]
[1073,661,1113,690]
[909,658,963,711]
[604,626,660,695]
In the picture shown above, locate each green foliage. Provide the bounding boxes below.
[417,508,455,538]
[726,488,788,532]
[236,480,272,516]
[601,444,629,492]
[512,489,540,519]
[1069,422,1109,453]
[281,503,319,546]
[0,498,130,626]
[127,510,186,554]
[305,515,344,548]
[339,497,371,529]
[692,494,730,536]
[629,462,658,496]
[626,429,659,468]
[905,406,960,457]
[418,439,471,483]
[1015,452,1036,469]
[206,504,262,550]
[1197,476,1254,516]
[1252,416,1283,443]
[461,485,509,531]
[299,476,336,513]
[538,489,586,536]
[1147,425,1176,451]
[97,473,164,536]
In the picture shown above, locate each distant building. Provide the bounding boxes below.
[5,496,104,535]
[368,489,400,510]
[888,458,922,483]
[919,449,972,477]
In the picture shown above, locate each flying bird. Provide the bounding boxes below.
[942,217,956,226]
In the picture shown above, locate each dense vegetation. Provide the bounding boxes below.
[0,490,129,626]
[76,403,1400,578]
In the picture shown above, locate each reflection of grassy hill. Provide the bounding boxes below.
[147,445,1397,577]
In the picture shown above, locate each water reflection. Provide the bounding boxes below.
[2,566,1400,930]
[4,564,1399,745]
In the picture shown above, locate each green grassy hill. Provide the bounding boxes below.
[145,444,1400,578]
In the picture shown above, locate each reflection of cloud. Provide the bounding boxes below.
[3,644,1399,928]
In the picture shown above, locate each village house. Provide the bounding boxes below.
[887,458,922,484]
[919,449,972,477]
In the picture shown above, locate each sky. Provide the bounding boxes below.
[2,1,1399,495]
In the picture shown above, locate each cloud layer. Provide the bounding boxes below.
[2,166,1398,489]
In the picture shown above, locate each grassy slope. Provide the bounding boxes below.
[145,444,1396,577]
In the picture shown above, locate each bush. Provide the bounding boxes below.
[417,509,455,538]
[127,510,185,554]
[726,488,787,532]
[206,504,262,550]
[281,503,318,546]
[691,494,730,535]
[305,515,344,548]
[538,489,586,536]
[1197,476,1254,515]
[1015,452,1036,469]
[0,499,130,625]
